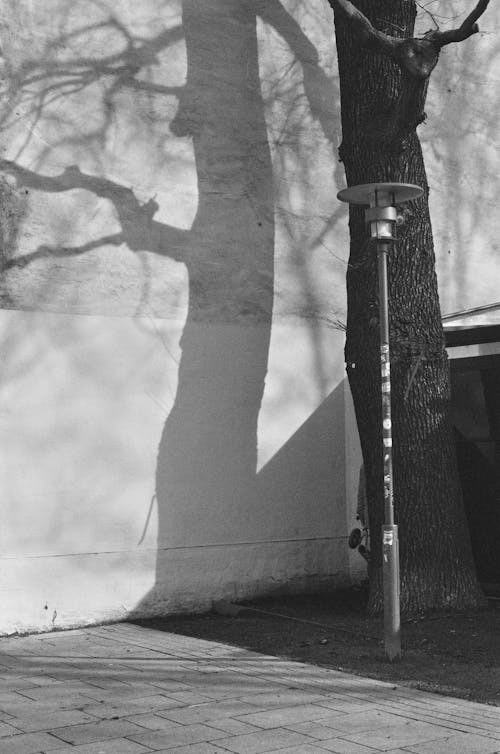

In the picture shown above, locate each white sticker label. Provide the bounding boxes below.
[383,437,393,447]
[383,530,393,545]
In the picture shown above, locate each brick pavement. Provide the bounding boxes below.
[0,622,499,752]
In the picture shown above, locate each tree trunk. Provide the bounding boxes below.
[331,0,484,614]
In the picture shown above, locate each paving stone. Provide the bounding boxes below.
[343,720,453,751]
[161,699,264,725]
[0,714,17,727]
[151,673,209,688]
[0,679,40,693]
[404,732,500,753]
[0,691,38,711]
[265,746,345,754]
[48,718,147,745]
[204,718,262,736]
[235,703,344,730]
[80,682,164,701]
[359,703,497,735]
[147,679,196,694]
[283,719,350,740]
[0,731,67,753]
[10,708,98,733]
[160,691,212,706]
[0,719,22,736]
[363,694,500,729]
[314,698,378,714]
[153,745,234,754]
[125,713,184,730]
[82,694,183,719]
[79,676,142,690]
[316,740,389,754]
[21,676,67,687]
[316,709,411,734]
[0,693,98,716]
[237,690,325,708]
[16,682,97,701]
[47,740,151,754]
[208,728,316,753]
[440,713,500,733]
[484,731,500,743]
[127,722,229,750]
[197,679,285,701]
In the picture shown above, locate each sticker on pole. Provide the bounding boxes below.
[383,530,394,545]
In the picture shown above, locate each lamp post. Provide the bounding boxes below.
[337,182,423,661]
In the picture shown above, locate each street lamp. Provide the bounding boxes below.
[337,182,423,661]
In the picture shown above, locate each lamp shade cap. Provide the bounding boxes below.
[337,182,424,206]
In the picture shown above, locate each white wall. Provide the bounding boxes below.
[0,0,498,633]
[0,311,355,634]
[421,3,500,316]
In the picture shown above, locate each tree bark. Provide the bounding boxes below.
[331,0,484,614]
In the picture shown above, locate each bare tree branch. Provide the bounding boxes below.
[332,0,490,79]
[426,0,490,47]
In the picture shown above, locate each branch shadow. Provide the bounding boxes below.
[0,0,341,615]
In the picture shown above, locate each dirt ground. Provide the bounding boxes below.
[134,586,500,707]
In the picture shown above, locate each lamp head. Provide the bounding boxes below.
[337,182,423,242]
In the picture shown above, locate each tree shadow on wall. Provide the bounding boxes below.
[0,0,339,611]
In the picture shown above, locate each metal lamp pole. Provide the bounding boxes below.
[337,182,423,662]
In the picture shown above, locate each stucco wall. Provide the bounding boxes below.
[420,3,500,317]
[0,0,498,633]
[0,0,360,634]
[0,310,355,633]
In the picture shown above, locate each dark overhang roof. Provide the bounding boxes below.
[442,301,500,347]
[445,324,500,348]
